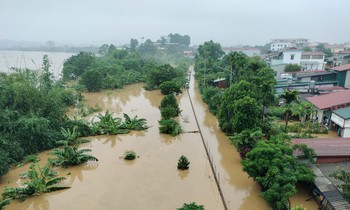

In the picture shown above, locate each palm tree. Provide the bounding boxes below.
[2,163,69,201]
[49,144,98,168]
[280,90,299,132]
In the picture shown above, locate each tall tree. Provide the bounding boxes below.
[130,38,139,50]
[280,90,299,132]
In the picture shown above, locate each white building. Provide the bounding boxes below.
[270,38,308,51]
[222,47,261,57]
[300,51,326,70]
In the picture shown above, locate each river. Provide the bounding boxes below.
[0,50,75,78]
[0,67,318,209]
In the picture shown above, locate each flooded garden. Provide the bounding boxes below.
[0,71,319,209]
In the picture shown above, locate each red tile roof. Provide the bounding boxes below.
[306,90,350,110]
[292,138,350,156]
[331,64,350,71]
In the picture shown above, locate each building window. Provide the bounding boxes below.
[291,54,295,60]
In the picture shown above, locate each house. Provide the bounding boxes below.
[300,51,326,70]
[326,50,350,67]
[329,64,350,88]
[270,38,308,51]
[292,138,350,163]
[306,90,350,124]
[331,107,350,138]
[213,78,227,88]
[325,44,347,53]
[222,47,261,57]
[295,70,336,83]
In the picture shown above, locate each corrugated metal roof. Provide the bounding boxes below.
[333,107,350,119]
[292,138,350,156]
[306,90,350,110]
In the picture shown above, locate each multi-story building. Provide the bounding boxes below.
[270,38,308,51]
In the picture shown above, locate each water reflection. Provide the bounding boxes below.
[177,169,190,179]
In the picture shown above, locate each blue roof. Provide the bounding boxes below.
[333,107,350,119]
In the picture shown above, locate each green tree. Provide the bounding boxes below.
[178,202,204,210]
[242,135,315,210]
[49,145,98,168]
[145,64,181,89]
[330,170,350,202]
[280,90,299,132]
[62,52,96,80]
[159,119,182,136]
[224,52,248,84]
[98,44,109,55]
[160,81,182,95]
[79,69,103,92]
[284,64,301,72]
[232,96,261,133]
[138,39,157,55]
[230,128,263,158]
[218,80,257,134]
[130,38,139,50]
[40,55,54,91]
[2,162,70,201]
[160,94,181,115]
[197,40,224,61]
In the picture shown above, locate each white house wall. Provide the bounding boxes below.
[345,70,350,88]
[283,51,302,64]
[343,128,350,138]
[345,119,350,128]
[331,113,345,127]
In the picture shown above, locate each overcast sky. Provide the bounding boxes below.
[1,0,349,47]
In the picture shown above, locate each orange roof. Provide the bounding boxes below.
[306,90,350,110]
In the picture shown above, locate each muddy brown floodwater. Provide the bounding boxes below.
[0,67,318,210]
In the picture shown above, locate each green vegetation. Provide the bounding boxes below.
[159,119,182,136]
[91,112,148,135]
[177,202,204,210]
[0,56,83,179]
[123,150,137,160]
[49,145,98,168]
[284,64,301,72]
[330,170,350,202]
[2,163,70,201]
[291,205,306,210]
[160,81,182,95]
[177,155,190,170]
[0,198,10,210]
[194,40,315,209]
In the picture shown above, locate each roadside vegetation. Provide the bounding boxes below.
[194,40,316,210]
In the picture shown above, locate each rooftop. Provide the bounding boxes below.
[306,90,350,110]
[333,106,350,119]
[295,70,334,78]
[292,138,350,156]
[302,51,325,56]
[331,64,350,72]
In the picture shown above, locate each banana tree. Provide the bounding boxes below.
[2,163,70,201]
[49,144,98,168]
[121,113,148,130]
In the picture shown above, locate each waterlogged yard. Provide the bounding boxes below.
[0,82,318,210]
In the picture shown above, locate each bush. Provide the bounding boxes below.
[160,81,182,95]
[284,64,301,72]
[177,202,204,210]
[160,106,180,119]
[177,155,190,170]
[123,150,136,160]
[79,69,103,92]
[159,119,182,136]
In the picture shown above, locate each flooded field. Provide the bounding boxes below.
[0,70,318,209]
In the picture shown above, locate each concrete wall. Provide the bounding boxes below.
[345,70,350,88]
[283,51,302,64]
[270,42,294,51]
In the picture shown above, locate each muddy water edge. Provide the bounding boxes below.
[0,74,318,209]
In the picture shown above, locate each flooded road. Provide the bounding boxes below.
[0,69,318,209]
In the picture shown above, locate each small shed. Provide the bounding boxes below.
[213,78,227,88]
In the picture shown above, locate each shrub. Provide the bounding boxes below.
[160,81,182,95]
[177,155,190,170]
[159,119,182,136]
[284,64,301,72]
[160,107,179,119]
[177,202,204,210]
[123,150,136,160]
